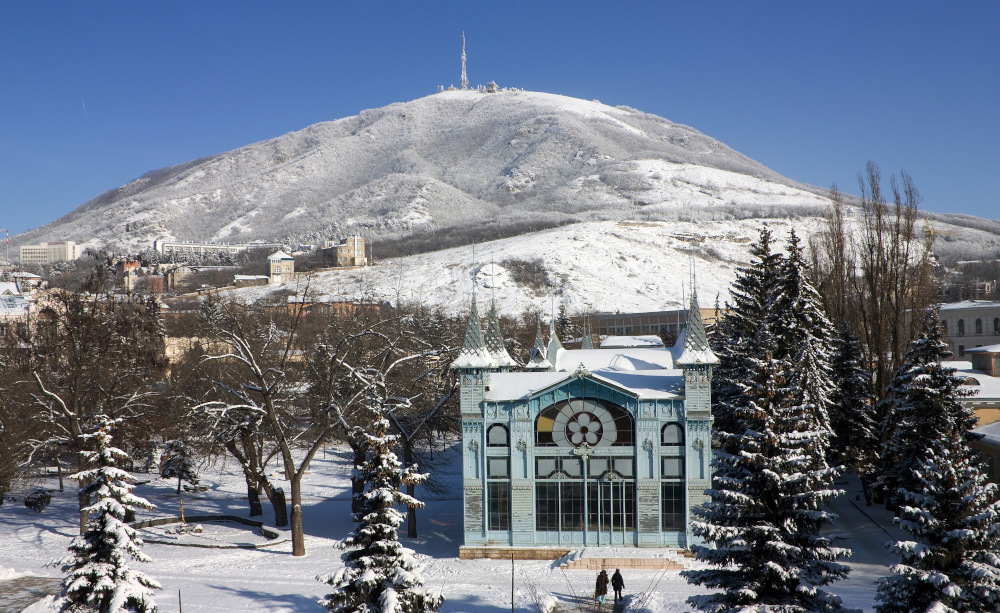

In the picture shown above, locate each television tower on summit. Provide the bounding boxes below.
[460,32,469,90]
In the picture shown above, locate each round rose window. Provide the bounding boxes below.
[550,399,617,448]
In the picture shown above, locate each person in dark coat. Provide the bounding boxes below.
[595,569,609,605]
[611,568,624,602]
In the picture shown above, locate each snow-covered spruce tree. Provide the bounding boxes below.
[318,401,443,613]
[828,323,877,481]
[765,230,837,444]
[54,415,160,613]
[875,307,980,511]
[711,226,783,439]
[158,439,200,495]
[874,307,1000,613]
[683,346,852,612]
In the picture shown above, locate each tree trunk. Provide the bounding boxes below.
[177,476,182,496]
[291,472,305,556]
[270,487,288,527]
[245,475,263,517]
[404,440,418,538]
[350,436,366,513]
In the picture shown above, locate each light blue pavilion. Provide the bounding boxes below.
[453,288,718,553]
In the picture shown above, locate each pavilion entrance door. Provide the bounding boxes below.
[586,463,635,546]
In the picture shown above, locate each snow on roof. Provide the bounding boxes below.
[976,419,1000,447]
[947,361,1000,400]
[964,344,1000,354]
[483,369,683,402]
[600,335,664,349]
[939,300,1000,311]
[0,295,28,317]
[554,347,673,372]
[267,250,293,261]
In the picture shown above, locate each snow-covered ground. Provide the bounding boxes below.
[1,444,906,612]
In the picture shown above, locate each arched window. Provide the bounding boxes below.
[958,319,965,336]
[535,399,633,447]
[486,424,509,447]
[976,318,983,334]
[994,318,999,334]
[942,320,948,335]
[661,423,684,447]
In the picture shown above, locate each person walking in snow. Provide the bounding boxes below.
[595,569,609,605]
[611,568,624,603]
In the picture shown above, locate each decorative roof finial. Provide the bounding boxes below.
[677,258,719,366]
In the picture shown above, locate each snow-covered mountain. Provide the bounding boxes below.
[16,90,834,253]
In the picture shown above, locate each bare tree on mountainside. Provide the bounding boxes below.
[810,163,937,432]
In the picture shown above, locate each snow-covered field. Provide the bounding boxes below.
[233,217,832,317]
[1,443,906,612]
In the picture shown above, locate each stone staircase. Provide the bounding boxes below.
[558,547,694,571]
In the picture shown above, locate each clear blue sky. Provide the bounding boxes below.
[2,1,997,236]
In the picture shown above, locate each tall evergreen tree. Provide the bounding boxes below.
[54,416,160,613]
[683,347,851,612]
[875,306,1000,613]
[687,228,851,611]
[711,226,783,438]
[828,323,878,482]
[318,400,443,613]
[766,230,837,442]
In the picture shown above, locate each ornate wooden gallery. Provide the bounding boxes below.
[453,289,717,553]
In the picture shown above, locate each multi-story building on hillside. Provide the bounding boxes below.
[939,300,1000,357]
[591,308,720,346]
[19,241,80,265]
[153,239,285,261]
[323,236,368,267]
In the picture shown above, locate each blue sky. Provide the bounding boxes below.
[1,2,997,236]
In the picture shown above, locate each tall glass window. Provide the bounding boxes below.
[487,457,510,531]
[977,318,984,334]
[586,456,635,532]
[661,456,686,531]
[958,319,965,335]
[535,456,584,532]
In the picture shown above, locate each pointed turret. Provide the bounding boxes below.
[580,316,594,350]
[676,284,719,366]
[450,293,494,370]
[545,319,564,371]
[484,299,518,370]
[526,320,552,370]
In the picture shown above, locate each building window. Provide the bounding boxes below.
[977,319,983,334]
[661,423,684,447]
[661,483,685,531]
[487,482,510,531]
[942,320,948,335]
[959,345,966,357]
[535,399,634,447]
[487,424,509,447]
[662,457,685,479]
[535,482,584,531]
[958,319,965,336]
[994,318,999,334]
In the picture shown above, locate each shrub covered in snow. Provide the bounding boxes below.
[24,488,52,513]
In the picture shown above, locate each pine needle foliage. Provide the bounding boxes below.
[828,323,877,477]
[687,228,851,612]
[53,416,160,613]
[318,400,443,613]
[875,307,1000,613]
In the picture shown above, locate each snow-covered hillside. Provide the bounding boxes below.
[233,217,832,316]
[14,90,833,254]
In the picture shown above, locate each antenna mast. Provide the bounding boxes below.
[460,32,469,90]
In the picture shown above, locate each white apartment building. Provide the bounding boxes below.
[939,300,1000,358]
[19,241,80,265]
